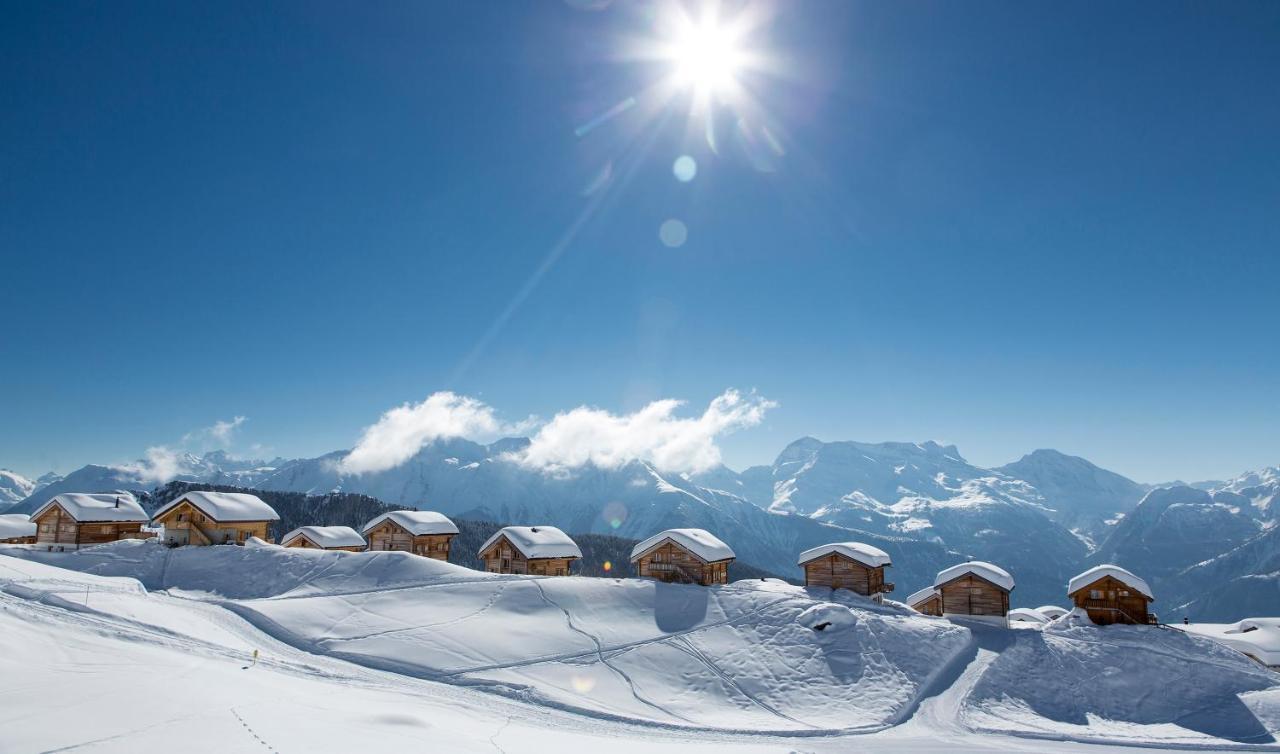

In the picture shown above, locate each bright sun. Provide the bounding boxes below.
[667,15,745,95]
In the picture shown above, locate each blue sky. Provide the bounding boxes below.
[2,1,1277,483]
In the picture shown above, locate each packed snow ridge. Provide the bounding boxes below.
[3,541,1280,750]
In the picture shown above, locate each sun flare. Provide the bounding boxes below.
[668,15,744,94]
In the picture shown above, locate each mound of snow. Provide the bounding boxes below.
[6,540,970,732]
[796,602,858,634]
[964,620,1280,746]
[1184,619,1280,668]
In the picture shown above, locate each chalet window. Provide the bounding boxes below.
[556,568,565,576]
[41,523,52,532]
[1090,590,1102,599]
[1119,590,1129,597]
[239,531,249,541]
[100,525,112,534]
[177,513,187,522]
[501,558,510,570]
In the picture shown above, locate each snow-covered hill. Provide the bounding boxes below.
[2,543,1277,751]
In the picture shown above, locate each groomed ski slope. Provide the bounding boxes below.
[3,541,1279,752]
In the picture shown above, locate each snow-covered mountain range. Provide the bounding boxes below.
[6,441,1277,618]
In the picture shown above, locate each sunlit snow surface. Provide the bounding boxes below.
[2,541,1279,753]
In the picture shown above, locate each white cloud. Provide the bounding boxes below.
[511,389,776,475]
[115,446,190,484]
[339,392,534,475]
[182,415,247,448]
[113,415,250,484]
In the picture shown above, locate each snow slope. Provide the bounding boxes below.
[4,542,1279,752]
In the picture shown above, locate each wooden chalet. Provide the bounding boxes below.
[932,561,1015,621]
[361,510,458,560]
[797,542,893,596]
[1067,564,1156,625]
[281,525,367,552]
[152,491,279,546]
[30,493,151,551]
[0,513,38,544]
[907,587,942,616]
[630,528,735,586]
[479,526,580,576]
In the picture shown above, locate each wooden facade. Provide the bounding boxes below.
[365,519,453,560]
[479,534,575,576]
[32,504,148,550]
[801,552,891,596]
[283,535,365,552]
[633,540,731,585]
[937,573,1010,618]
[153,500,272,546]
[1069,574,1155,625]
[910,591,943,616]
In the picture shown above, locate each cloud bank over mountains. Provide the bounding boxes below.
[339,388,776,476]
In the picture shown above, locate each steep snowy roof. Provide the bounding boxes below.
[630,528,735,563]
[281,525,366,549]
[0,513,37,539]
[1067,564,1153,600]
[480,526,581,560]
[154,491,279,522]
[933,561,1015,592]
[796,542,891,568]
[361,510,458,536]
[906,586,939,607]
[32,493,148,523]
[1008,608,1049,624]
[1036,605,1069,619]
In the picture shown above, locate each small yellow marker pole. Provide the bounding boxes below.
[251,649,259,667]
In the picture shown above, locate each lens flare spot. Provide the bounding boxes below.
[571,675,597,693]
[601,501,629,529]
[603,560,613,572]
[659,219,688,248]
[673,155,697,182]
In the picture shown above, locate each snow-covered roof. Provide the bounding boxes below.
[906,586,939,607]
[31,493,149,523]
[281,525,366,549]
[0,513,37,539]
[361,510,458,536]
[480,526,581,560]
[796,542,891,568]
[933,561,1015,592]
[1036,605,1069,619]
[1067,564,1153,600]
[1008,608,1049,624]
[153,491,280,523]
[630,528,735,563]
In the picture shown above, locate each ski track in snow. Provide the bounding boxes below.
[3,549,1279,753]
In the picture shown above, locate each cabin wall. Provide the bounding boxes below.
[939,575,1010,617]
[33,505,146,550]
[480,536,574,575]
[802,554,887,595]
[284,537,365,552]
[912,595,943,616]
[154,501,272,546]
[365,523,453,560]
[0,535,36,544]
[633,541,730,585]
[1070,575,1152,625]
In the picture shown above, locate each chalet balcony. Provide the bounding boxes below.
[879,582,895,594]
